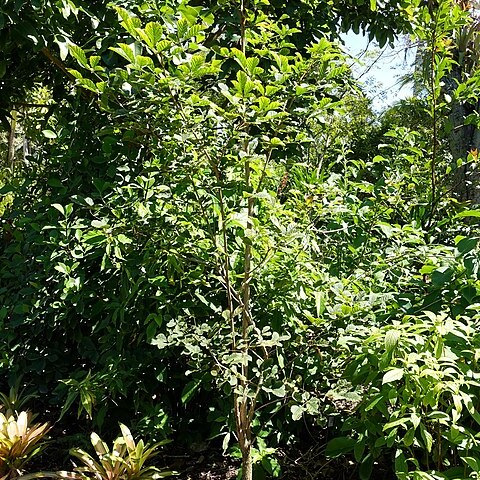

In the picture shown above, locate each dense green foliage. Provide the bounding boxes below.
[1,0,480,479]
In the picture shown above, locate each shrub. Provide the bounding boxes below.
[328,312,480,479]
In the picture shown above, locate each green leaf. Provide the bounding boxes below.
[403,428,415,447]
[270,137,285,147]
[78,78,98,93]
[376,222,395,238]
[89,56,101,68]
[431,266,453,286]
[178,4,202,23]
[456,210,480,218]
[135,55,154,68]
[177,18,189,39]
[55,38,69,61]
[455,236,478,254]
[246,57,260,75]
[419,264,436,274]
[354,440,365,462]
[117,234,132,245]
[365,394,384,412]
[419,424,433,453]
[394,450,408,476]
[54,263,69,274]
[272,53,290,73]
[156,39,171,52]
[290,405,304,421]
[114,7,142,37]
[84,234,107,245]
[69,44,88,67]
[181,379,201,404]
[91,219,108,228]
[382,368,403,384]
[236,70,247,93]
[325,437,356,458]
[42,129,57,139]
[462,456,480,472]
[383,417,409,430]
[144,22,163,48]
[234,70,255,96]
[189,54,205,73]
[51,204,65,215]
[268,385,286,398]
[384,330,400,354]
[114,6,131,24]
[68,69,83,80]
[231,48,247,70]
[359,454,373,480]
[110,43,136,63]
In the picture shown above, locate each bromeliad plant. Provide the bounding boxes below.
[69,424,173,480]
[0,383,37,418]
[0,411,50,480]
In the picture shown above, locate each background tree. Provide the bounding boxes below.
[412,0,480,202]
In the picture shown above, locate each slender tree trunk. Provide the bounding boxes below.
[236,163,254,480]
[22,106,30,163]
[242,449,253,480]
[235,392,253,480]
[7,111,17,168]
[23,137,30,162]
[235,1,254,478]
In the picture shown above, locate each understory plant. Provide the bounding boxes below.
[0,383,37,417]
[0,411,50,480]
[69,424,173,480]
[329,310,480,480]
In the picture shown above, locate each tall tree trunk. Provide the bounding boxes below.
[446,68,480,203]
[445,2,480,203]
[416,1,480,203]
[449,101,480,203]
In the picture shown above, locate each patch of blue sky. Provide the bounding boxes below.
[341,31,416,110]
